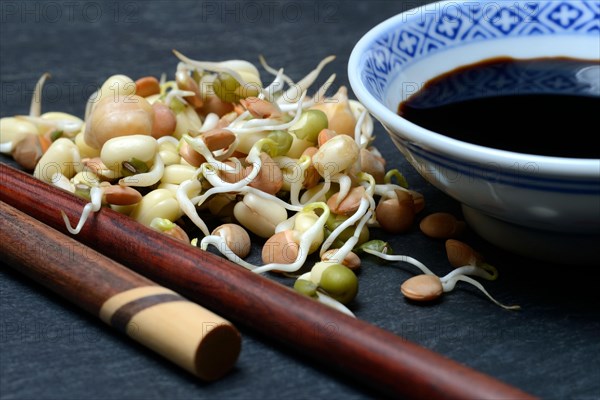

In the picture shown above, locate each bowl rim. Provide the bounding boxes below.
[348,0,600,180]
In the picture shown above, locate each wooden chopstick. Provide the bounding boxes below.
[0,163,536,399]
[0,200,241,381]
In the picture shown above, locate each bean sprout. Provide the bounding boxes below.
[61,186,103,234]
[1,53,520,318]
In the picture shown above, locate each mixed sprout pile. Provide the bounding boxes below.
[0,52,519,315]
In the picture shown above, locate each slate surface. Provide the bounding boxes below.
[1,1,599,399]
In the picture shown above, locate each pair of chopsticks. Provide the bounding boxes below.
[0,163,536,399]
[0,199,241,381]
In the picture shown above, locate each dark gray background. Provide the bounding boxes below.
[1,1,599,399]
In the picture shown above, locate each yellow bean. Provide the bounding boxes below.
[1,117,38,144]
[312,135,359,178]
[161,164,196,185]
[173,106,202,139]
[74,131,100,159]
[233,193,287,238]
[156,182,179,195]
[130,188,182,226]
[33,138,80,183]
[100,134,157,168]
[236,130,267,155]
[71,171,100,187]
[207,194,236,218]
[40,112,83,136]
[157,181,201,197]
[158,140,180,166]
[285,134,313,159]
[293,211,323,254]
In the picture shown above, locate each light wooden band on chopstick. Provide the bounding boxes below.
[98,285,240,379]
[99,286,181,327]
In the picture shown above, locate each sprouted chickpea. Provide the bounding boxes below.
[200,223,252,263]
[61,185,103,234]
[2,52,520,318]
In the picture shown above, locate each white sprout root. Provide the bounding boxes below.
[61,186,103,235]
[164,89,195,107]
[30,72,51,117]
[200,235,258,271]
[16,115,83,135]
[227,92,306,135]
[199,113,219,132]
[0,142,13,154]
[176,178,210,237]
[328,206,372,263]
[258,55,295,88]
[320,198,370,257]
[173,50,258,91]
[362,249,435,275]
[364,249,520,310]
[316,292,356,318]
[277,55,335,105]
[440,269,520,311]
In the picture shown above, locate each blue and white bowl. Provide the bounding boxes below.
[349,0,600,262]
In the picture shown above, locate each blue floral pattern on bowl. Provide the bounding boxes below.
[360,0,600,102]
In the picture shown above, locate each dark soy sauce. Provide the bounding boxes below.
[398,57,600,158]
